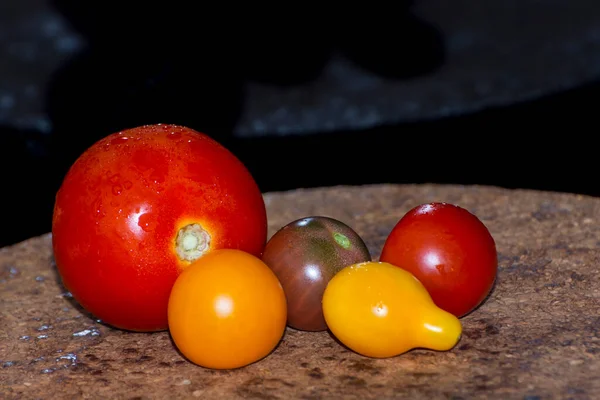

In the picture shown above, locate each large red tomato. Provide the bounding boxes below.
[52,124,267,332]
[379,202,497,318]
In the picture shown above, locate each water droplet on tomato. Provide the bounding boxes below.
[93,196,105,217]
[109,174,120,184]
[138,213,156,232]
[110,136,129,145]
[149,169,166,184]
[132,150,159,172]
[112,184,123,196]
[123,180,133,189]
[168,131,182,140]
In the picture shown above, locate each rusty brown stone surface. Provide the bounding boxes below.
[1,184,599,399]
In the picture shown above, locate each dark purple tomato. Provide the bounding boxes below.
[262,216,371,331]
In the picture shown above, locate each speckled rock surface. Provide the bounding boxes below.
[1,184,599,399]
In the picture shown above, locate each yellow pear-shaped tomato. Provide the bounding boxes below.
[322,261,462,358]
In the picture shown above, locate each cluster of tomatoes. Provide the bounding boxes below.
[52,124,498,370]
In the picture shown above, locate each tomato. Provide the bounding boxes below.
[380,202,497,318]
[168,249,287,369]
[322,261,462,358]
[261,216,371,331]
[52,124,267,332]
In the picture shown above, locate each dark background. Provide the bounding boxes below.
[1,1,599,248]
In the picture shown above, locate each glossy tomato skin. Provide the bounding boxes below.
[322,261,462,358]
[168,249,287,369]
[52,124,267,332]
[379,202,497,318]
[262,216,371,331]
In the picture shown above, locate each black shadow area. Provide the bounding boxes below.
[228,80,598,197]
[0,126,56,247]
[0,3,455,248]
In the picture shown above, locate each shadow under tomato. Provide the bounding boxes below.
[49,254,98,321]
[458,261,500,320]
[166,328,290,371]
[166,331,191,365]
[49,255,167,333]
[326,325,468,359]
[325,329,355,354]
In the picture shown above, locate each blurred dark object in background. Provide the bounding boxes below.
[1,0,599,248]
[45,1,435,171]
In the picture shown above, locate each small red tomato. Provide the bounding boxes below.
[379,202,497,318]
[52,124,267,332]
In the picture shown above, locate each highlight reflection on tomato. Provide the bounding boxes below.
[322,261,462,358]
[261,216,371,331]
[52,124,267,332]
[168,249,287,370]
[380,202,497,317]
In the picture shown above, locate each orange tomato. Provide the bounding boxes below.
[168,249,287,369]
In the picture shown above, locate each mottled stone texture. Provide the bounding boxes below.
[1,184,599,399]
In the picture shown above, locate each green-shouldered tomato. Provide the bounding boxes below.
[262,216,371,331]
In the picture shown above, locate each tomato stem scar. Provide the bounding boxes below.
[175,224,211,262]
